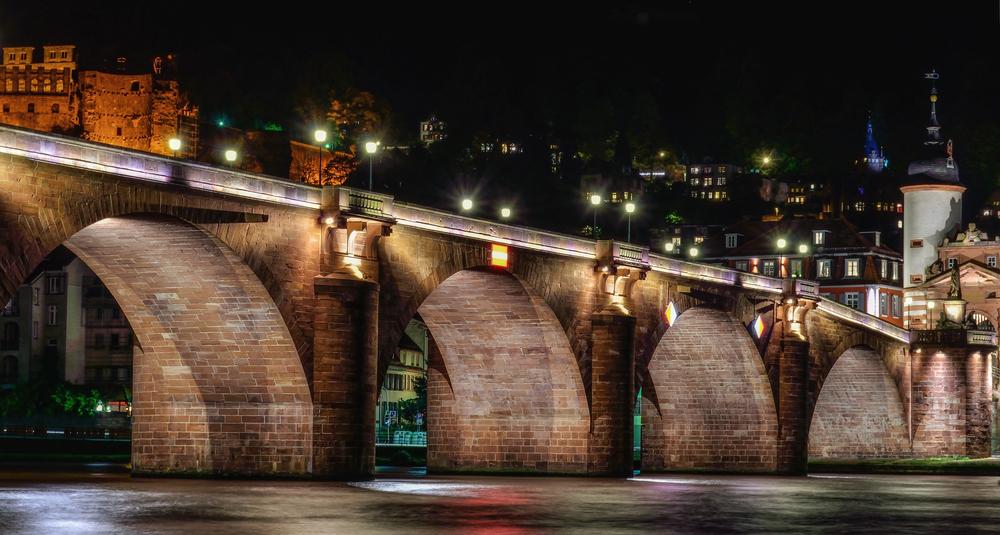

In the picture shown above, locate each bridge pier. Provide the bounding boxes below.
[311,273,379,479]
[589,309,636,477]
[776,335,810,475]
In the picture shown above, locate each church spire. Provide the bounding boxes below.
[863,114,886,173]
[925,70,943,146]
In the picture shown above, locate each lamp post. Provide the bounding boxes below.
[462,199,473,211]
[625,202,635,243]
[590,194,601,238]
[225,150,237,167]
[315,130,327,185]
[168,138,180,158]
[665,242,674,254]
[776,238,786,277]
[365,141,377,190]
[927,300,936,329]
[689,247,699,258]
[798,244,808,278]
[501,208,511,222]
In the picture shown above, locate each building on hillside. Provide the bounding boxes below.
[686,159,742,201]
[697,218,905,327]
[0,246,133,392]
[0,45,78,133]
[420,116,446,144]
[650,224,727,254]
[0,45,199,158]
[581,159,643,204]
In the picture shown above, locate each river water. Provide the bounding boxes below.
[0,464,997,534]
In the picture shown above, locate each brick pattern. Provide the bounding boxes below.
[421,269,590,473]
[808,346,911,459]
[65,216,312,475]
[311,275,378,478]
[642,306,778,472]
[589,311,635,476]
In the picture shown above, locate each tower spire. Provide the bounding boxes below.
[863,113,885,173]
[924,70,943,146]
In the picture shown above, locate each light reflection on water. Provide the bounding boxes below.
[0,466,999,534]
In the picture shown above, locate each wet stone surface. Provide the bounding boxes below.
[0,464,998,534]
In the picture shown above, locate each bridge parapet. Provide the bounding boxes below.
[648,253,785,295]
[0,124,322,208]
[815,297,911,343]
[390,201,598,259]
[913,328,997,347]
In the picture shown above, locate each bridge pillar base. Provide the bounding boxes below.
[589,309,636,477]
[777,337,809,475]
[311,274,379,479]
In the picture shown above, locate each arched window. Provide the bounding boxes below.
[43,79,51,93]
[1,355,17,383]
[17,79,25,92]
[1,323,17,351]
[30,78,38,92]
[56,79,63,92]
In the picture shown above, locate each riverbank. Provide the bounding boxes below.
[809,457,1000,476]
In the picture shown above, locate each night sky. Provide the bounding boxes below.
[3,2,999,229]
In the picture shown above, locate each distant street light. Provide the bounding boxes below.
[689,247,699,257]
[665,242,674,253]
[462,199,473,211]
[501,208,511,221]
[366,141,378,190]
[315,130,327,185]
[625,202,635,243]
[798,244,809,278]
[168,138,180,157]
[590,194,601,238]
[225,150,237,167]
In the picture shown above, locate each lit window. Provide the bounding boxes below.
[701,192,706,199]
[790,259,803,277]
[718,166,726,173]
[762,261,777,276]
[845,259,860,277]
[726,234,738,248]
[734,261,749,271]
[845,293,861,309]
[694,237,704,244]
[817,259,831,278]
[892,295,901,318]
[705,177,713,186]
[880,293,888,316]
[671,237,681,246]
[691,167,700,174]
[855,202,865,211]
[813,231,825,245]
[704,167,712,173]
[691,177,700,186]
[718,176,726,186]
[892,262,899,280]
[691,191,697,198]
[988,256,997,268]
[880,259,887,279]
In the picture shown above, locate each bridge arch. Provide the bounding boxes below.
[414,267,590,473]
[640,304,778,472]
[61,214,313,475]
[808,343,911,459]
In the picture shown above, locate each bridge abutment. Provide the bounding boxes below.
[589,309,636,477]
[311,273,379,479]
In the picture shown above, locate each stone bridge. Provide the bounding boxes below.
[0,125,994,479]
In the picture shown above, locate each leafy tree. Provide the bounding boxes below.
[0,378,101,417]
[397,376,427,430]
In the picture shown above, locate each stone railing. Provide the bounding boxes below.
[815,297,911,343]
[911,328,996,346]
[648,253,787,295]
[0,124,321,209]
[389,201,599,260]
[325,186,395,221]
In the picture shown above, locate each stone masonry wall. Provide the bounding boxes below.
[64,215,313,475]
[808,346,911,459]
[421,269,590,473]
[642,305,778,472]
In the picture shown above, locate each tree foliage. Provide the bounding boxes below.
[397,376,427,430]
[0,379,101,418]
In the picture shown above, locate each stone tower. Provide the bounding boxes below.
[902,70,964,288]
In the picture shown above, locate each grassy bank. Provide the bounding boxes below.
[810,457,1000,475]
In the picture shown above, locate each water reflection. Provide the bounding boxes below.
[0,466,998,534]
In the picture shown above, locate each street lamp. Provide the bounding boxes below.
[225,150,237,167]
[168,138,180,157]
[365,141,378,190]
[462,199,473,211]
[798,244,808,278]
[927,300,936,328]
[665,242,674,254]
[590,194,601,238]
[776,238,786,277]
[315,130,327,185]
[689,247,699,257]
[625,202,635,243]
[501,208,511,221]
